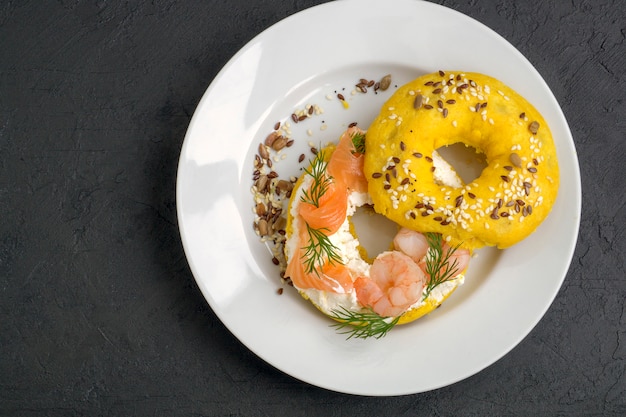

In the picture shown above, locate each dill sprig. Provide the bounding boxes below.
[298,149,343,275]
[351,131,366,155]
[301,223,343,275]
[423,232,461,300]
[329,306,401,339]
[300,150,332,208]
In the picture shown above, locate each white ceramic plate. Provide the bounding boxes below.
[177,0,581,396]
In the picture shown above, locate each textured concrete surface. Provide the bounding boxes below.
[1,0,624,415]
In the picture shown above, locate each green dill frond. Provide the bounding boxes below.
[351,132,366,155]
[300,149,332,208]
[329,306,400,339]
[301,222,343,275]
[423,233,461,300]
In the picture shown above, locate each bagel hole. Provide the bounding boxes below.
[436,143,488,184]
[350,205,398,261]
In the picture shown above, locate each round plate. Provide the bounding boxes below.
[176,0,581,396]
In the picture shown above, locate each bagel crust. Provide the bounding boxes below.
[364,71,560,250]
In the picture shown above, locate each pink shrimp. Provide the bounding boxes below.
[394,227,471,278]
[354,251,426,317]
[441,243,471,277]
[393,227,430,263]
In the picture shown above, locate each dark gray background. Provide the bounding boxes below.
[1,0,624,415]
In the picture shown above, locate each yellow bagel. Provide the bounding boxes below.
[364,71,560,250]
[284,142,465,330]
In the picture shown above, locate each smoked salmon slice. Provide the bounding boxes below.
[298,181,348,235]
[287,127,370,294]
[327,126,368,193]
[285,241,353,293]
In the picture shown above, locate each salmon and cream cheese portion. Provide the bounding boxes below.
[284,127,470,322]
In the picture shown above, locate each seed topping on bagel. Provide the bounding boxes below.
[364,71,559,249]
